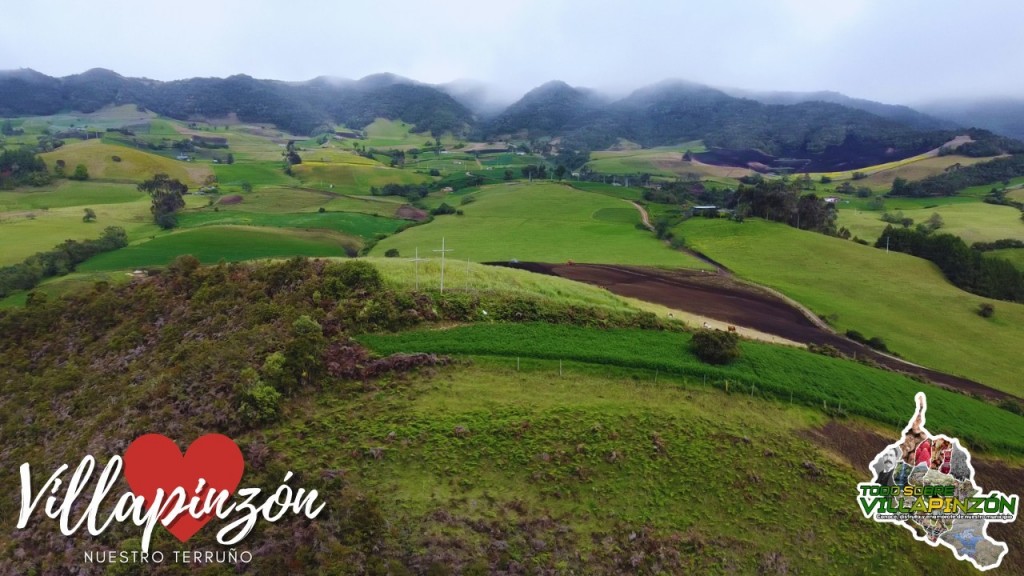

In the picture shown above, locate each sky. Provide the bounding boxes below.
[1,0,1021,106]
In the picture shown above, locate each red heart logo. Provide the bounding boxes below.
[123,433,245,542]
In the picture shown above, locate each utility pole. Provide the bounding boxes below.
[408,248,429,290]
[433,237,453,293]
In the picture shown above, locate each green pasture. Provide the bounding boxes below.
[0,200,159,266]
[177,210,406,239]
[290,161,431,194]
[369,257,640,311]
[40,139,212,186]
[370,182,710,268]
[837,202,1024,244]
[213,162,299,187]
[265,357,983,574]
[312,194,406,216]
[77,226,358,271]
[359,323,1024,453]
[986,248,1024,272]
[676,218,1024,396]
[0,181,144,211]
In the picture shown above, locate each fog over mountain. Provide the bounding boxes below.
[1,0,1023,107]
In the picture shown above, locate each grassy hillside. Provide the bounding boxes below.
[77,226,359,271]
[359,323,1024,453]
[676,218,1024,397]
[40,139,212,186]
[0,257,1010,574]
[588,142,752,184]
[0,199,157,266]
[290,161,431,194]
[987,248,1024,272]
[177,210,406,239]
[0,180,144,211]
[371,182,711,268]
[838,202,1024,244]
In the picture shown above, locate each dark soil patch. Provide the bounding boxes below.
[496,262,1011,402]
[218,194,243,205]
[396,204,429,221]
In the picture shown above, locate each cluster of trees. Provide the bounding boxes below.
[0,69,473,136]
[877,225,1024,302]
[0,148,50,188]
[139,173,188,229]
[733,179,837,234]
[484,81,958,172]
[0,227,128,297]
[889,154,1024,197]
[370,183,430,201]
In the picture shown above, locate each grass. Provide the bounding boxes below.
[676,218,1024,397]
[356,118,460,149]
[290,161,431,194]
[0,199,160,266]
[986,248,1024,272]
[838,202,1024,244]
[587,142,749,184]
[76,226,358,271]
[264,360,985,574]
[0,180,144,211]
[358,323,1024,453]
[40,139,212,186]
[369,182,710,267]
[813,154,988,187]
[213,162,299,187]
[369,257,642,311]
[176,210,406,239]
[0,271,132,309]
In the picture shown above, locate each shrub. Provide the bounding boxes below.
[323,260,383,297]
[690,328,740,365]
[384,249,400,258]
[978,303,995,318]
[239,381,282,425]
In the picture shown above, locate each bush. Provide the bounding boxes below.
[239,381,282,425]
[384,249,400,258]
[323,260,383,297]
[978,303,995,318]
[690,328,741,365]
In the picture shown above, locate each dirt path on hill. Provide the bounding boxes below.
[499,262,1012,401]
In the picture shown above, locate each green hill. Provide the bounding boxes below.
[371,182,711,268]
[1,257,1016,574]
[676,218,1024,397]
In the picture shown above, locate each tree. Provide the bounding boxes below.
[139,173,188,229]
[82,208,96,222]
[384,248,400,257]
[554,165,567,180]
[226,153,235,165]
[926,212,945,232]
[690,328,741,365]
[283,315,326,390]
[68,164,89,181]
[503,169,514,181]
[241,181,253,193]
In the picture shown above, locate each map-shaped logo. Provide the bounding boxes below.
[857,393,1018,571]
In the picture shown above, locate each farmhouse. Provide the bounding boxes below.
[824,196,840,204]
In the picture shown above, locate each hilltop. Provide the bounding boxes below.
[6,69,1023,172]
